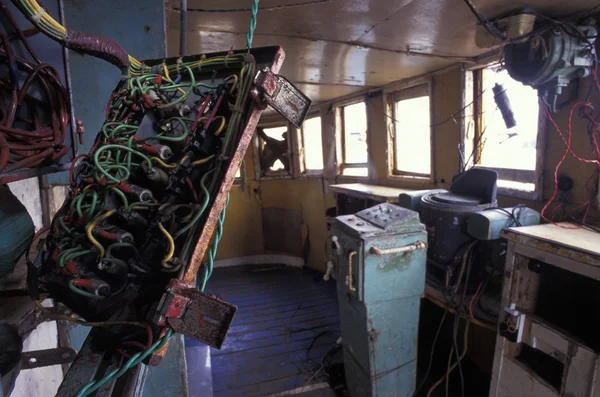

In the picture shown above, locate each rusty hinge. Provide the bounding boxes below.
[153,279,237,349]
[252,67,312,128]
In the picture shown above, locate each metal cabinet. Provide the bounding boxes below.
[331,203,427,397]
[490,223,600,397]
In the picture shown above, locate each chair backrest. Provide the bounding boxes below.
[450,168,498,204]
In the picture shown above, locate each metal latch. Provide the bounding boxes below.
[252,67,311,128]
[154,279,237,349]
[499,303,526,343]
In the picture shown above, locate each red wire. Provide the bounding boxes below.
[541,101,600,229]
[469,281,484,320]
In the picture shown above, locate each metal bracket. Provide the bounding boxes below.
[253,68,311,128]
[154,279,237,349]
[21,347,77,369]
[499,303,526,343]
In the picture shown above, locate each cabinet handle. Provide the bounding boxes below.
[370,241,427,256]
[347,251,357,293]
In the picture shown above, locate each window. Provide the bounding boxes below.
[299,116,323,173]
[338,101,368,176]
[390,85,431,177]
[256,125,291,177]
[468,65,543,196]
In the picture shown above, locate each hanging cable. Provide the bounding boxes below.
[246,0,260,49]
[179,0,187,56]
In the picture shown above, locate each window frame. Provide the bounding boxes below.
[335,99,369,177]
[387,82,434,180]
[253,121,294,180]
[466,64,547,200]
[297,112,324,177]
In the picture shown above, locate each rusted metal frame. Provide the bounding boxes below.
[182,48,286,284]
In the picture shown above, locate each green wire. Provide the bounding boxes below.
[106,242,138,258]
[125,201,161,212]
[109,187,129,208]
[94,145,151,183]
[68,280,105,300]
[246,0,260,49]
[141,117,190,142]
[173,171,212,240]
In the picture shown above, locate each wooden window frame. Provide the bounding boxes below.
[388,83,433,180]
[336,99,369,177]
[297,113,324,177]
[253,121,294,180]
[467,66,546,200]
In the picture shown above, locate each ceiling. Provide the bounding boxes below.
[167,0,598,104]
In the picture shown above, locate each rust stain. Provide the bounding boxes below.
[183,47,286,285]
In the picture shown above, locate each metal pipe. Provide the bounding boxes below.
[179,0,187,56]
[370,241,427,256]
[347,251,357,293]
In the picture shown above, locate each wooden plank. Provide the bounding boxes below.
[211,333,338,367]
[231,300,337,327]
[329,183,415,202]
[214,322,340,356]
[212,342,334,392]
[503,223,600,261]
[207,265,339,396]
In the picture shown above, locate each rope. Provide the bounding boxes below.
[246,0,260,49]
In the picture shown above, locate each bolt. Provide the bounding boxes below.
[62,352,71,359]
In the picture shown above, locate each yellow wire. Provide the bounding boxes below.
[158,222,175,266]
[213,116,227,136]
[224,75,239,94]
[24,0,66,35]
[86,210,115,257]
[151,156,177,169]
[162,64,186,95]
[83,184,94,192]
[179,155,190,165]
[33,300,148,329]
[191,154,215,167]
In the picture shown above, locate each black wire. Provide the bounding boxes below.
[482,205,525,227]
[462,0,507,41]
[412,249,471,397]
[177,0,331,12]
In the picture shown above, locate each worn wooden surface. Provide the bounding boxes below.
[503,223,600,259]
[329,183,414,202]
[189,265,340,397]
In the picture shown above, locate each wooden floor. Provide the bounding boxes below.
[187,264,340,397]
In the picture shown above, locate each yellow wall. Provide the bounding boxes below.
[218,62,600,272]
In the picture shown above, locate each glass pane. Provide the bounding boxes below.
[263,126,288,141]
[261,126,289,172]
[235,168,241,178]
[394,95,431,175]
[497,180,535,192]
[480,68,539,171]
[302,117,323,171]
[343,102,368,164]
[342,167,368,177]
